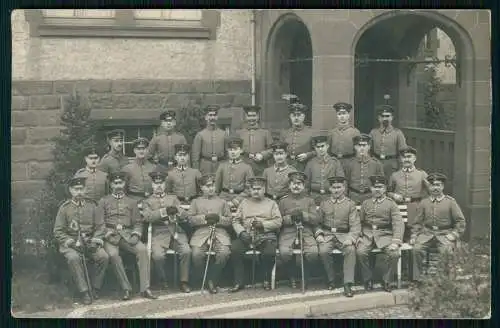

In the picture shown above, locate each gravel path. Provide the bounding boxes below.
[312,305,423,319]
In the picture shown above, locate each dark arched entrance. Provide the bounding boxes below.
[264,14,313,129]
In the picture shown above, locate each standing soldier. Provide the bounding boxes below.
[409,173,466,283]
[192,105,227,175]
[98,172,157,300]
[278,172,319,289]
[215,137,254,202]
[188,174,232,294]
[369,103,408,180]
[229,177,283,292]
[235,105,274,176]
[74,146,108,202]
[305,135,344,206]
[53,177,109,305]
[147,110,188,168]
[98,129,129,175]
[142,170,193,293]
[166,144,202,205]
[122,138,157,201]
[356,175,404,292]
[262,141,297,201]
[328,102,361,171]
[387,147,430,241]
[315,176,360,297]
[345,134,385,205]
[281,102,317,172]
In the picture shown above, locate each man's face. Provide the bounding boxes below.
[69,185,85,200]
[205,112,218,125]
[152,181,166,194]
[378,113,393,126]
[250,185,265,199]
[85,154,100,168]
[290,112,305,126]
[109,137,123,152]
[370,183,386,198]
[228,146,242,160]
[175,152,189,166]
[329,182,345,198]
[273,149,287,164]
[161,119,176,130]
[111,179,126,193]
[201,183,216,196]
[429,181,445,196]
[289,179,305,194]
[401,153,416,168]
[337,110,350,125]
[354,142,370,156]
[245,111,259,126]
[314,142,329,157]
[134,146,147,159]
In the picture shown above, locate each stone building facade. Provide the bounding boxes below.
[11,9,491,238]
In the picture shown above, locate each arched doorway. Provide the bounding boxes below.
[264,14,313,130]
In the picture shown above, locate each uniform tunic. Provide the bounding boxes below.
[305,155,345,204]
[344,156,384,204]
[280,126,317,172]
[369,126,408,179]
[328,125,361,163]
[122,159,157,198]
[215,159,254,200]
[166,166,202,202]
[74,167,108,202]
[146,129,187,167]
[98,151,129,175]
[192,126,226,175]
[236,126,274,175]
[262,164,297,200]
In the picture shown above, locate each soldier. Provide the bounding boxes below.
[356,175,404,292]
[387,147,430,241]
[142,170,192,293]
[235,105,274,176]
[188,174,232,294]
[278,172,319,289]
[305,135,345,206]
[98,129,129,175]
[344,134,385,205]
[122,138,157,201]
[369,104,408,180]
[280,102,317,172]
[166,144,202,205]
[192,105,227,175]
[53,177,109,305]
[409,173,466,282]
[328,102,361,171]
[315,176,360,297]
[215,137,254,202]
[262,141,297,201]
[147,110,188,168]
[98,172,157,300]
[229,177,283,292]
[74,146,108,202]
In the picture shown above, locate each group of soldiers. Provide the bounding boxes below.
[53,99,466,305]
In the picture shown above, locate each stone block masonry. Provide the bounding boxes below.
[11,79,251,223]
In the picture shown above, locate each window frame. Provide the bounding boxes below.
[24,9,220,40]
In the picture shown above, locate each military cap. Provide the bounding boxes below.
[333,102,353,112]
[369,175,387,185]
[288,171,307,182]
[243,105,261,114]
[288,102,307,113]
[353,134,372,145]
[82,145,100,157]
[311,135,328,146]
[376,104,395,116]
[174,144,190,154]
[204,104,220,114]
[399,146,417,156]
[160,110,176,121]
[227,136,243,148]
[106,129,124,140]
[149,170,167,183]
[328,176,346,184]
[248,176,267,186]
[199,174,216,186]
[108,171,127,183]
[271,141,288,152]
[132,137,149,149]
[427,173,447,184]
[68,176,86,188]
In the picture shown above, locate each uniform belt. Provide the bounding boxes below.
[325,227,349,233]
[202,155,224,161]
[332,153,354,159]
[106,223,131,230]
[265,193,285,201]
[159,158,175,166]
[425,224,452,231]
[128,190,149,197]
[178,195,196,202]
[222,188,243,194]
[311,188,330,194]
[400,196,422,203]
[349,187,371,194]
[365,223,391,230]
[374,153,397,160]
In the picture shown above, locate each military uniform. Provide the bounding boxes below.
[122,138,158,201]
[215,159,254,201]
[410,173,466,281]
[356,176,404,288]
[53,178,109,301]
[98,129,129,175]
[328,102,361,170]
[74,167,108,202]
[166,166,202,203]
[263,164,296,201]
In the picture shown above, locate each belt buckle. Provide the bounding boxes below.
[145,192,150,197]
[372,225,377,230]
[432,226,439,231]
[116,224,123,231]
[229,189,234,194]
[338,154,343,159]
[249,153,255,159]
[320,189,325,194]
[404,197,411,203]
[167,161,173,166]
[331,227,337,233]
[290,154,296,160]
[272,195,277,200]
[380,154,386,160]
[211,155,218,162]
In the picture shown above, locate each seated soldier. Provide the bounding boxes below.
[229,177,283,292]
[188,174,232,294]
[53,177,109,305]
[166,144,202,205]
[315,176,360,297]
[142,170,192,293]
[278,172,319,289]
[74,146,108,202]
[409,173,466,284]
[263,141,297,201]
[356,175,404,293]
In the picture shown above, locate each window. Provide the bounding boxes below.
[25,9,220,39]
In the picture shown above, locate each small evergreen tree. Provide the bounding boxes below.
[423,65,446,130]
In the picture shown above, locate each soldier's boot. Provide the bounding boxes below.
[81,292,92,305]
[364,280,374,291]
[180,282,191,293]
[92,289,100,300]
[141,288,158,299]
[382,281,392,293]
[343,283,354,298]
[290,277,298,289]
[207,280,218,294]
[122,290,131,301]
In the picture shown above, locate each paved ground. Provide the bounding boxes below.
[312,305,423,319]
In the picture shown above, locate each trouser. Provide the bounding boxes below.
[348,190,372,205]
[151,234,192,283]
[60,246,109,293]
[231,239,277,285]
[412,236,455,281]
[318,239,356,284]
[199,158,221,175]
[380,158,399,181]
[191,241,231,284]
[104,239,150,292]
[356,237,400,284]
[278,237,318,280]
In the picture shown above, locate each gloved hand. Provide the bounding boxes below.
[291,210,303,224]
[129,235,139,246]
[252,220,264,231]
[239,231,252,245]
[205,213,220,225]
[166,206,179,216]
[178,210,189,223]
[72,240,85,253]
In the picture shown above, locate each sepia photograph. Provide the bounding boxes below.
[11,9,491,319]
